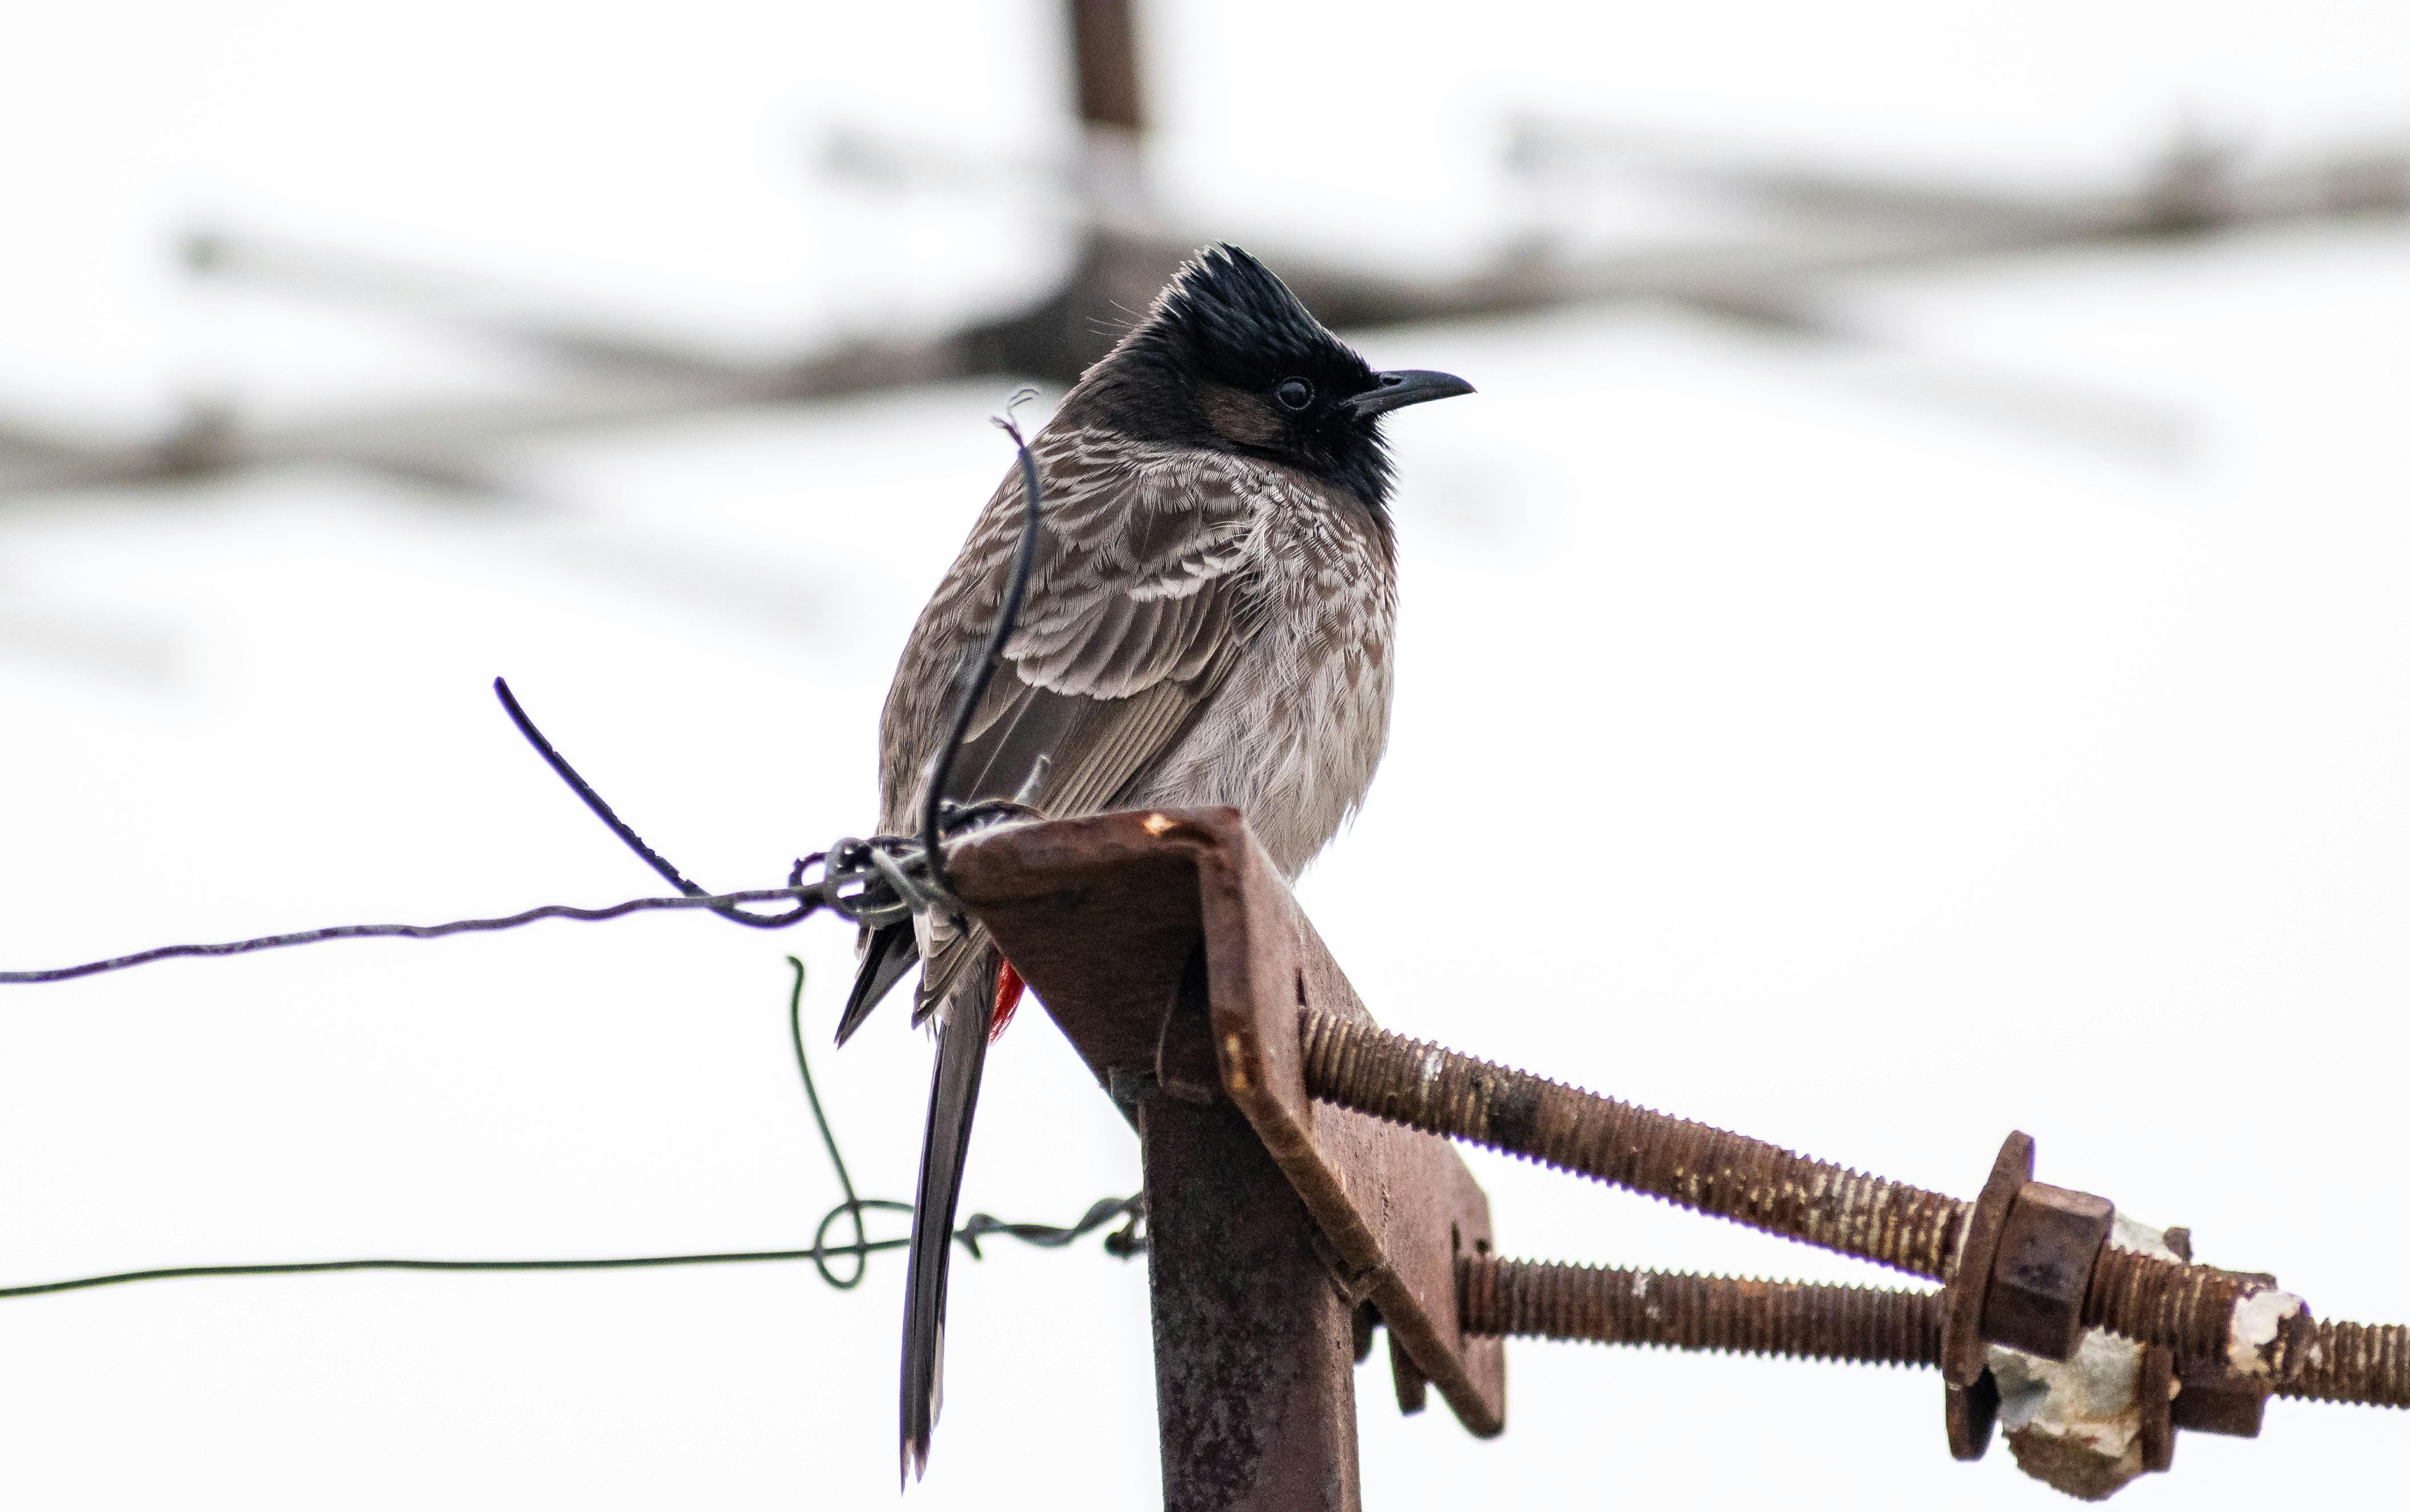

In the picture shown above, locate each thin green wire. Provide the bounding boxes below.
[0,959,1133,1304]
[790,955,906,1289]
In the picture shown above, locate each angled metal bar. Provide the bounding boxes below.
[951,808,1505,1510]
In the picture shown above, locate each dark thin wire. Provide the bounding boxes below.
[493,676,811,930]
[492,675,702,896]
[0,887,824,984]
[2,415,1051,987]
[0,810,1027,987]
[0,960,1142,1304]
[921,393,1046,898]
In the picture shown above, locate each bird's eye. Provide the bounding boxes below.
[1272,378,1314,412]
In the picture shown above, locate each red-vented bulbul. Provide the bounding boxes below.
[837,244,1472,1481]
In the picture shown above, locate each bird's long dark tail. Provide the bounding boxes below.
[900,951,997,1483]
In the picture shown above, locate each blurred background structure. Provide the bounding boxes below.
[2,2,2407,1507]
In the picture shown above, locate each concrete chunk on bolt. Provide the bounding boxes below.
[1992,1215,2183,1502]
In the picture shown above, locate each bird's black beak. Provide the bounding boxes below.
[1345,369,1475,419]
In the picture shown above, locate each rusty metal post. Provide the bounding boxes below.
[951,808,1505,1512]
[1142,1095,1363,1512]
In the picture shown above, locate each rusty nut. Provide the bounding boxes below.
[2167,1261,2279,1435]
[2172,1353,2271,1438]
[1983,1182,2114,1361]
[2139,1345,2176,1473]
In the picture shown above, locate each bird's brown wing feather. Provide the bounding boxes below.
[877,434,1266,1017]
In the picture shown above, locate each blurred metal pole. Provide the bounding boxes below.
[21,0,2403,507]
[1063,0,1153,246]
[1069,0,1145,134]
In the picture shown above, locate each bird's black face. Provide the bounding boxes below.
[1089,245,1473,509]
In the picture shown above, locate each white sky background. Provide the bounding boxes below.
[1,2,2408,1507]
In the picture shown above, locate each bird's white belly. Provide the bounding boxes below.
[1132,504,1396,878]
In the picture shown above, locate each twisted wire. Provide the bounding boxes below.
[0,803,1037,986]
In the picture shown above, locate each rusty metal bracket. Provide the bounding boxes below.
[950,808,1508,1469]
[937,807,2392,1504]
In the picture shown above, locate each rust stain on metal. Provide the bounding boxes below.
[1222,1032,1251,1091]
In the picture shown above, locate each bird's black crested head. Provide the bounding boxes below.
[1148,244,1365,395]
[1067,244,1470,510]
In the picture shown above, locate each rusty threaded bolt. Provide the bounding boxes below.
[1459,1254,1941,1368]
[2276,1319,2410,1409]
[1299,1009,1969,1278]
[1461,1254,2410,1416]
[1299,1009,2307,1374]
[2083,1245,2313,1381]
